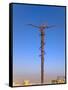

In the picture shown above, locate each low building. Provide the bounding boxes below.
[13,82,21,86]
[51,76,65,84]
[23,80,31,86]
[51,80,58,84]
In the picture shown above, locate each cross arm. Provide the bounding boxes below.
[27,24,40,28]
[46,25,56,29]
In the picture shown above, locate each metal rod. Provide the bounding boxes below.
[40,29,45,84]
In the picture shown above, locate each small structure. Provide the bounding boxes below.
[51,76,65,84]
[51,80,58,84]
[23,80,31,86]
[13,81,21,86]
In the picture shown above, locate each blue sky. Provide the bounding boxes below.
[13,4,65,84]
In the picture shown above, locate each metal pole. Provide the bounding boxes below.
[40,29,45,84]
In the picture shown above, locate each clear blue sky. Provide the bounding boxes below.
[13,3,65,84]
